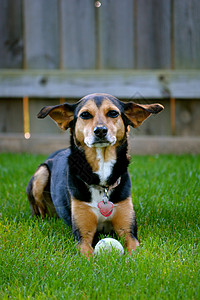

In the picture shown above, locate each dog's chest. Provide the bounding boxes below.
[89,187,114,232]
[94,149,116,185]
[88,149,116,232]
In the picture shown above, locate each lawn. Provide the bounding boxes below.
[0,153,199,299]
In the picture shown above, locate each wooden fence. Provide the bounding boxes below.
[0,0,200,153]
[1,0,200,70]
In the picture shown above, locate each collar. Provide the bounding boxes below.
[91,177,121,192]
[91,177,121,204]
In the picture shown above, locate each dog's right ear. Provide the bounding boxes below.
[37,103,76,130]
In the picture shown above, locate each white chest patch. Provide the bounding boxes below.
[95,148,116,185]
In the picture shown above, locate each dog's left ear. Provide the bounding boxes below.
[123,102,164,128]
[37,103,76,130]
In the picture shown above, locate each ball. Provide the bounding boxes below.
[94,238,124,256]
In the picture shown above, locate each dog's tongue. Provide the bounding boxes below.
[98,201,114,217]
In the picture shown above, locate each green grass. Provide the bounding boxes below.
[0,153,199,299]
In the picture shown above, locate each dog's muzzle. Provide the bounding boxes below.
[84,126,116,148]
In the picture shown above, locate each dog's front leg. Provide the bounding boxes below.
[72,199,97,257]
[112,197,139,253]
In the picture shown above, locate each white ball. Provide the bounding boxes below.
[94,238,124,256]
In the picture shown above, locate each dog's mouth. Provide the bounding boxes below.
[91,141,111,148]
[85,136,116,148]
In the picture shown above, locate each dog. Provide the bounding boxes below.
[26,93,164,257]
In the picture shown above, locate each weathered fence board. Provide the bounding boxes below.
[60,0,96,69]
[0,70,200,99]
[1,134,200,155]
[98,0,134,69]
[0,98,23,132]
[136,0,171,69]
[175,99,200,136]
[24,0,60,69]
[0,0,200,145]
[0,0,200,71]
[174,0,200,69]
[0,0,23,68]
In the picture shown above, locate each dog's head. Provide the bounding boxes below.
[38,93,164,148]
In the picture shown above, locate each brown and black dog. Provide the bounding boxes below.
[26,93,164,257]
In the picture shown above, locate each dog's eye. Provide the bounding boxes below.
[107,110,119,118]
[80,111,93,120]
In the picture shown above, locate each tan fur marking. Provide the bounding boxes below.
[97,145,117,162]
[72,199,97,257]
[100,99,125,145]
[32,166,49,219]
[105,146,116,162]
[112,197,139,253]
[83,145,117,172]
[75,100,98,147]
[84,147,99,172]
[75,98,125,171]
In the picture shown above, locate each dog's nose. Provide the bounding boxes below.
[93,126,108,138]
